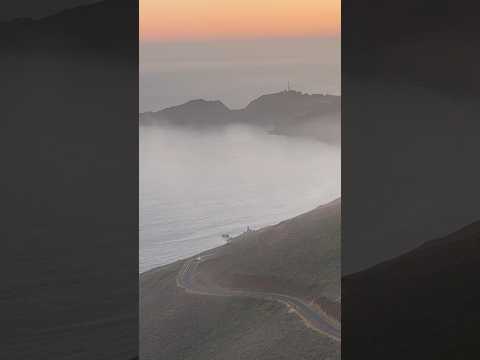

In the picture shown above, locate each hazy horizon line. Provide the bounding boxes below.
[140,33,340,45]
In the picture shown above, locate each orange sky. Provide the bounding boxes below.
[140,0,340,41]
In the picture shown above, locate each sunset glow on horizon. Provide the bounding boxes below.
[140,0,340,41]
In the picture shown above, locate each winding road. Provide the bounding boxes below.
[176,251,341,342]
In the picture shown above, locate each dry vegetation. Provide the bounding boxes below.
[141,199,341,359]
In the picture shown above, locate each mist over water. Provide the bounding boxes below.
[140,124,340,272]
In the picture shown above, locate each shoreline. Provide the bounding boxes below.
[141,196,341,358]
[140,196,341,276]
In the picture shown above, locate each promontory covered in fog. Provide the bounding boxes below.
[140,90,340,144]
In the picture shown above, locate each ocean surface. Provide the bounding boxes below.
[140,124,340,273]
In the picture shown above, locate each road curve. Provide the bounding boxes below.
[176,251,341,342]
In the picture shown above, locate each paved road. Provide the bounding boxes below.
[177,252,341,342]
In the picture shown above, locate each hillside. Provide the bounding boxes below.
[140,91,340,144]
[343,220,480,359]
[141,199,341,359]
[196,198,341,314]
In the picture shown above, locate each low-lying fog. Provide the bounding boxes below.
[140,123,340,272]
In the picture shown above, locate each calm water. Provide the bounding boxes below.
[140,124,340,273]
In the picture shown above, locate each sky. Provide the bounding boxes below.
[140,0,340,111]
[140,0,340,41]
[140,37,340,111]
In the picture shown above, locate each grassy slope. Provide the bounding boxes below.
[198,198,340,305]
[140,199,340,359]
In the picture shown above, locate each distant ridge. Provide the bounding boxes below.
[0,0,137,61]
[156,99,231,125]
[141,91,339,119]
[140,91,340,143]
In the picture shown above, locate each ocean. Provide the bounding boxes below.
[140,123,340,272]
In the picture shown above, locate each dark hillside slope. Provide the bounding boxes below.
[343,220,480,359]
